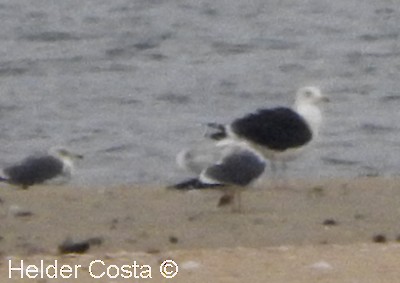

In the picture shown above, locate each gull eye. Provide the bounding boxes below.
[303,90,313,97]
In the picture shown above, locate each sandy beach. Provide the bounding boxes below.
[1,177,400,282]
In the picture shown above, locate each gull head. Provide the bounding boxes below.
[49,147,84,162]
[295,86,329,107]
[294,86,329,137]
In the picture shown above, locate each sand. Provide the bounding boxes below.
[1,177,400,282]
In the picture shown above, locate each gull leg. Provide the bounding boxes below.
[271,160,286,189]
[231,189,243,213]
[279,161,297,190]
[280,161,289,189]
[270,160,290,189]
[218,189,234,208]
[270,160,279,188]
[270,160,277,177]
[218,188,243,213]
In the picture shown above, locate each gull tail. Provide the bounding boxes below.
[168,178,225,190]
[204,123,227,141]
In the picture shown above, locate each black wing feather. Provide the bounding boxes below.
[4,156,64,187]
[169,178,225,190]
[231,107,312,151]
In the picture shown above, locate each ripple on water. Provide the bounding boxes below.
[380,95,400,103]
[0,60,36,77]
[19,31,81,42]
[359,123,396,135]
[156,93,191,105]
[321,157,360,166]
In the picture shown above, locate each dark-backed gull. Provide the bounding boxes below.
[206,86,329,181]
[170,142,266,211]
[0,147,83,189]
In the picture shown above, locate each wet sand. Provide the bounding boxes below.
[1,177,400,282]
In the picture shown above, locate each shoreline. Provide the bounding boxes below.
[1,177,400,281]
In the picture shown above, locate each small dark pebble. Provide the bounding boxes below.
[354,213,365,220]
[125,238,137,245]
[169,236,179,244]
[14,211,34,217]
[372,234,387,243]
[187,212,203,222]
[187,215,196,221]
[146,248,161,254]
[322,219,338,226]
[110,218,119,230]
[58,239,90,254]
[218,194,234,207]
[309,186,325,197]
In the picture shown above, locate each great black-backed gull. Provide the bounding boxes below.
[0,147,83,189]
[170,141,266,211]
[206,86,329,181]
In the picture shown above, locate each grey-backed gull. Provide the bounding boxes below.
[170,141,266,211]
[0,147,83,189]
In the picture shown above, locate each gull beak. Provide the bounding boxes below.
[66,152,83,160]
[74,154,84,160]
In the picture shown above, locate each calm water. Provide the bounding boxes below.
[0,0,399,187]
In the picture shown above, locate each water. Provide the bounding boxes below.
[0,0,399,187]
